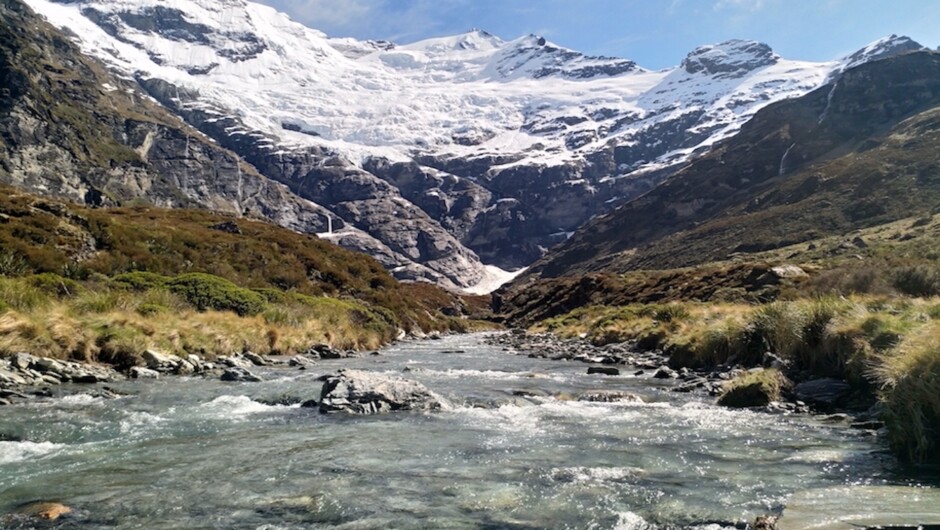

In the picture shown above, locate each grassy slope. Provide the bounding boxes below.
[0,185,494,360]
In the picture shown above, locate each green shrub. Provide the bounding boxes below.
[112,271,169,291]
[136,303,167,316]
[166,273,265,316]
[253,288,288,304]
[893,265,940,297]
[28,273,81,298]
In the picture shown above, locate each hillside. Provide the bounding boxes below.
[515,50,940,284]
[0,183,485,335]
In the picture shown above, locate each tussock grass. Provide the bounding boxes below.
[537,295,940,464]
[872,321,940,464]
[0,272,419,362]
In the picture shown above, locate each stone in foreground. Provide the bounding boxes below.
[319,370,448,415]
[15,501,72,520]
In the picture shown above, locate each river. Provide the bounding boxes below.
[0,333,934,529]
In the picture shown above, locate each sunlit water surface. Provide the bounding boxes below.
[0,334,923,529]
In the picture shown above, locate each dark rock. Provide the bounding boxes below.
[653,366,678,379]
[851,420,884,431]
[633,370,645,376]
[318,369,448,415]
[752,515,777,529]
[300,399,318,408]
[210,220,241,234]
[587,366,620,376]
[794,378,852,410]
[220,367,262,383]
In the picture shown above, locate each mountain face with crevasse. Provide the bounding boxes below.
[7,0,928,290]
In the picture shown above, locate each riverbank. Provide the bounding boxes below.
[530,296,940,466]
[3,333,932,529]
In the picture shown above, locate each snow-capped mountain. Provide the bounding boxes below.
[21,0,927,290]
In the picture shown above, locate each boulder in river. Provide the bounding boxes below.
[129,366,160,379]
[14,501,72,520]
[318,369,448,414]
[586,366,620,376]
[220,367,263,383]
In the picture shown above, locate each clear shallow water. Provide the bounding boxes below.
[0,333,921,529]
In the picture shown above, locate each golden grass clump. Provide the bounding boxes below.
[872,321,940,464]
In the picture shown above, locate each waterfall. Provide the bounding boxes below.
[779,143,796,176]
[817,82,838,124]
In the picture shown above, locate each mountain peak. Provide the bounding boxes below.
[840,34,926,72]
[681,39,779,78]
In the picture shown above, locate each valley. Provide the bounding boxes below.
[0,0,938,527]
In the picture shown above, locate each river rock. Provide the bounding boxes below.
[587,367,620,376]
[717,381,775,408]
[288,356,317,368]
[129,366,160,379]
[793,378,852,410]
[15,501,72,520]
[218,353,255,370]
[242,351,269,366]
[305,344,348,359]
[577,391,643,403]
[220,367,263,383]
[318,369,448,414]
[142,349,183,373]
[653,366,678,379]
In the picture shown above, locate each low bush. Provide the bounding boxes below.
[893,265,940,297]
[112,271,169,291]
[28,273,81,298]
[166,273,266,316]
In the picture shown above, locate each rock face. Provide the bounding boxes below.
[318,370,448,415]
[20,0,924,287]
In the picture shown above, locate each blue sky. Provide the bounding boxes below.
[255,0,939,69]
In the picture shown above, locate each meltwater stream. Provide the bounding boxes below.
[0,334,924,529]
